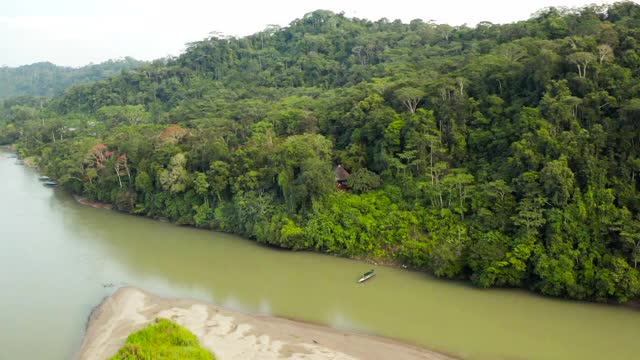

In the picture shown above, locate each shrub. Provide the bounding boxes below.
[109,318,214,360]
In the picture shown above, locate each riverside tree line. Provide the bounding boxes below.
[2,2,640,302]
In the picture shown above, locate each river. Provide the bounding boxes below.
[0,153,639,360]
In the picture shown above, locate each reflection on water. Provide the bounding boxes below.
[1,154,640,360]
[327,309,364,333]
[257,298,273,316]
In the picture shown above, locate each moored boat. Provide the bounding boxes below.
[43,181,58,187]
[358,269,375,283]
[38,176,50,181]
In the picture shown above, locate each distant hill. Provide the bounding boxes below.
[0,57,144,99]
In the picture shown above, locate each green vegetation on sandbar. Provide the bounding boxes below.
[2,2,640,303]
[109,318,214,360]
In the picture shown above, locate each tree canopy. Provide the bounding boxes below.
[3,2,640,302]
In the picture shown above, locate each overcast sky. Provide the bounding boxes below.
[0,0,624,67]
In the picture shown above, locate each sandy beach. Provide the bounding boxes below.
[77,287,456,360]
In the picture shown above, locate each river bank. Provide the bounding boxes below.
[67,190,411,268]
[4,154,640,360]
[11,145,638,307]
[78,287,455,360]
[73,194,114,209]
[66,185,640,309]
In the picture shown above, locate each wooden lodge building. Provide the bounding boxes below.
[335,165,352,190]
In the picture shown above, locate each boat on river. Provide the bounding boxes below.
[43,181,58,187]
[358,269,375,283]
[38,176,50,181]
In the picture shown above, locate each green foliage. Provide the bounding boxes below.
[159,153,190,193]
[305,190,424,258]
[6,2,640,302]
[469,231,532,288]
[109,318,214,360]
[347,168,382,193]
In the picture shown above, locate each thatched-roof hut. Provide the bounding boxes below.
[335,165,352,190]
[335,165,350,183]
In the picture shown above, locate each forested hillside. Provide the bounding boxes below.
[3,2,640,302]
[0,58,144,99]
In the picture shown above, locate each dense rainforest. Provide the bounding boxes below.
[0,58,143,99]
[2,2,640,302]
